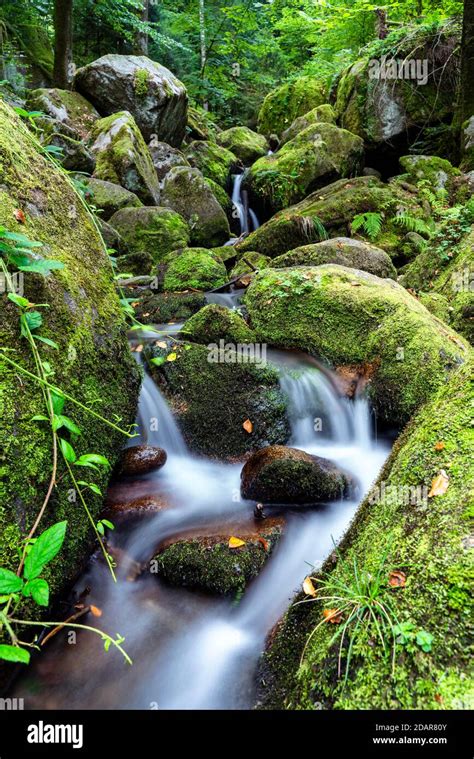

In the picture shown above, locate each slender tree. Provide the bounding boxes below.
[199,0,209,110]
[136,0,149,56]
[53,0,74,89]
[459,0,474,124]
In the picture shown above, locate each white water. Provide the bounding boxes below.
[230,173,259,237]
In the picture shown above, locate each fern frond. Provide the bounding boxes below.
[351,212,383,240]
[392,214,431,237]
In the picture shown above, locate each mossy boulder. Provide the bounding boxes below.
[230,251,271,279]
[241,446,353,504]
[272,238,396,278]
[281,104,336,144]
[217,126,267,164]
[186,104,219,142]
[259,355,473,709]
[204,177,233,218]
[398,155,462,197]
[181,304,256,344]
[79,177,142,221]
[90,111,160,204]
[244,264,468,426]
[247,123,364,213]
[400,226,474,344]
[335,21,460,147]
[153,524,282,595]
[75,54,188,146]
[26,88,99,140]
[132,290,206,324]
[145,341,290,458]
[184,140,238,188]
[162,248,227,292]
[35,116,96,173]
[237,176,426,260]
[257,77,327,137]
[148,137,190,181]
[0,101,140,669]
[160,166,230,247]
[108,207,190,274]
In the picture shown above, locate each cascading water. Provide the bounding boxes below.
[230,172,260,237]
[12,347,390,710]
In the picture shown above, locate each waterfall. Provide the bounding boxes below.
[133,370,188,456]
[230,173,260,237]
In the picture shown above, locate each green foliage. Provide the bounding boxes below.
[351,211,382,240]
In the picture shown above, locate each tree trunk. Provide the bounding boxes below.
[199,0,208,110]
[375,8,388,40]
[136,0,149,56]
[459,0,474,124]
[53,0,74,89]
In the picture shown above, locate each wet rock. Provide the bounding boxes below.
[105,494,170,516]
[148,136,190,180]
[272,238,396,279]
[118,445,167,476]
[75,54,188,145]
[89,111,160,204]
[132,291,207,323]
[241,445,353,504]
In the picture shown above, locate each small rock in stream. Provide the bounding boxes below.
[118,445,167,476]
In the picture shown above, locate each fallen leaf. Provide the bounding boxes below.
[434,441,445,451]
[323,608,343,624]
[428,469,449,498]
[131,301,140,307]
[243,419,253,434]
[14,209,26,223]
[350,281,361,287]
[228,536,246,549]
[166,352,177,362]
[388,570,406,588]
[257,537,269,552]
[303,576,317,597]
[135,344,143,353]
[155,340,167,349]
[90,605,102,618]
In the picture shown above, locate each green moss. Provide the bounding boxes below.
[186,104,219,142]
[259,356,473,709]
[244,264,468,426]
[144,341,289,458]
[230,251,270,278]
[133,68,151,98]
[281,105,336,144]
[217,127,267,164]
[0,101,140,659]
[181,304,256,344]
[26,89,99,140]
[184,140,238,188]
[79,177,142,221]
[257,77,328,137]
[132,291,207,323]
[162,247,227,291]
[272,238,396,279]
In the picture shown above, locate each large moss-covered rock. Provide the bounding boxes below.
[132,290,206,324]
[230,251,271,278]
[90,111,160,204]
[79,177,142,221]
[217,126,267,164]
[162,247,228,292]
[281,104,336,144]
[109,207,190,274]
[272,238,396,278]
[237,176,426,259]
[148,137,190,180]
[26,88,99,139]
[160,166,230,247]
[75,54,188,146]
[186,104,219,142]
[145,341,289,458]
[35,116,96,173]
[335,21,460,148]
[184,140,238,188]
[0,101,140,666]
[400,224,474,343]
[398,155,462,198]
[241,445,352,504]
[259,355,473,709]
[257,77,327,137]
[247,123,364,213]
[181,304,256,344]
[244,264,468,425]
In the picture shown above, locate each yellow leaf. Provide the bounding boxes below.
[166,352,177,362]
[303,576,317,597]
[243,418,253,433]
[228,536,246,549]
[434,441,445,451]
[428,469,449,498]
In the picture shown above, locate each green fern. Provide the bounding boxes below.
[351,212,383,240]
[392,214,432,237]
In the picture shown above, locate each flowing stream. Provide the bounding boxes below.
[12,344,390,710]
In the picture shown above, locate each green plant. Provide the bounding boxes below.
[392,213,432,237]
[393,621,434,653]
[351,211,383,240]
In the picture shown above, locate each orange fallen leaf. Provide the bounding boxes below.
[243,419,253,434]
[323,608,343,624]
[90,605,103,617]
[303,576,317,597]
[428,469,449,498]
[228,536,246,549]
[434,441,445,451]
[14,209,26,223]
[388,570,406,588]
[257,537,269,552]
